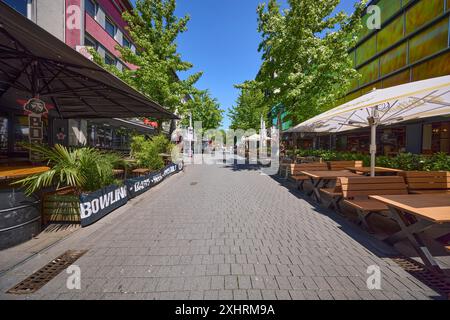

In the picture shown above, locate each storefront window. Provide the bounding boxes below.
[431,122,450,154]
[0,116,8,155]
[13,116,29,152]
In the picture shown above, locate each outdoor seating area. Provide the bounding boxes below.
[279,163,450,275]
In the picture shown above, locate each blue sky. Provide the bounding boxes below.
[132,0,359,128]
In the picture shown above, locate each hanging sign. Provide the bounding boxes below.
[24,98,47,162]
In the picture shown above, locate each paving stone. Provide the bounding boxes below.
[0,163,442,301]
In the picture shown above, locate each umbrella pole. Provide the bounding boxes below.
[369,106,379,178]
[370,123,377,177]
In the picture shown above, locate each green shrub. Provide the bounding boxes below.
[295,149,450,171]
[15,144,119,195]
[131,135,165,170]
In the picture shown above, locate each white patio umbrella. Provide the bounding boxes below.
[286,75,450,176]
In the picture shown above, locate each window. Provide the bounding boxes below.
[85,0,97,18]
[84,35,97,49]
[123,37,131,48]
[105,18,116,38]
[4,0,31,18]
[104,53,116,66]
[0,116,8,155]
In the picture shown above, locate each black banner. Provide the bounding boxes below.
[79,184,128,227]
[126,162,183,199]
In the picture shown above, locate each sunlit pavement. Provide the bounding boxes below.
[0,163,445,300]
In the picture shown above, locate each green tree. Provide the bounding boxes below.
[229,86,268,131]
[180,90,224,130]
[243,0,366,126]
[93,0,202,129]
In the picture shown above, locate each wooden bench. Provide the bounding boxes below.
[399,171,450,194]
[328,160,363,171]
[338,176,408,231]
[320,180,343,211]
[289,163,328,190]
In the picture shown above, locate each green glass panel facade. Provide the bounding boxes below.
[356,35,377,66]
[406,0,444,34]
[377,0,402,24]
[377,15,404,53]
[380,42,407,76]
[359,59,379,86]
[409,17,449,63]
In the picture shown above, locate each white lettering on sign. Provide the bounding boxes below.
[79,186,127,219]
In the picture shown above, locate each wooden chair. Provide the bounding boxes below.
[289,162,329,190]
[399,171,450,194]
[339,176,408,231]
[328,160,363,171]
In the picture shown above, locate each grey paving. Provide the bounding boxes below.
[0,163,445,300]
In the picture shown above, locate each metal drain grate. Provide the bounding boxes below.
[392,256,450,299]
[7,250,87,295]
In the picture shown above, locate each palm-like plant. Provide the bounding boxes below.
[15,144,116,196]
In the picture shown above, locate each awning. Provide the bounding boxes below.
[0,2,177,119]
[287,75,450,133]
[88,118,156,134]
[286,75,450,176]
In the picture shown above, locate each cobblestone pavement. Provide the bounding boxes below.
[0,164,445,300]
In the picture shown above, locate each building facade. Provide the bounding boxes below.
[276,0,450,155]
[1,0,155,154]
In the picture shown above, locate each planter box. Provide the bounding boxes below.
[42,188,80,224]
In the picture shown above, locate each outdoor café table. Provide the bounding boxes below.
[0,166,50,181]
[300,170,360,203]
[370,194,450,274]
[345,166,403,176]
[132,168,150,177]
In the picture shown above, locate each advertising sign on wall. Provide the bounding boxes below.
[79,184,128,227]
[126,162,183,199]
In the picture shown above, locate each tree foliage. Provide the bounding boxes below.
[94,0,202,122]
[228,86,268,131]
[241,0,367,125]
[180,90,224,130]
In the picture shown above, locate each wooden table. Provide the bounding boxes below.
[0,166,50,180]
[132,168,150,177]
[370,194,450,274]
[300,170,360,203]
[345,166,403,176]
